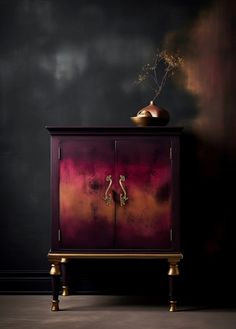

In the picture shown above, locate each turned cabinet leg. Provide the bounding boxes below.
[50,262,61,311]
[168,261,180,312]
[61,258,69,296]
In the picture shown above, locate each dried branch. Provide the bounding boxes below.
[136,49,183,101]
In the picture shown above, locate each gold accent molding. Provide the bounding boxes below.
[48,252,183,262]
[169,301,177,312]
[50,263,61,276]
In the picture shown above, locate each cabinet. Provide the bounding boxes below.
[47,127,183,312]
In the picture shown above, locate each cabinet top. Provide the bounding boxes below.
[46,126,183,136]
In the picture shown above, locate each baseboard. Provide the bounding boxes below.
[0,271,51,294]
[0,271,128,295]
[0,268,167,295]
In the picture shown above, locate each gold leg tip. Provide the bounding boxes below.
[62,286,69,296]
[169,301,177,312]
[51,300,59,311]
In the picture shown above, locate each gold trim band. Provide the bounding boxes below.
[48,252,183,262]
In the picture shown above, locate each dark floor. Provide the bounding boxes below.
[0,295,236,329]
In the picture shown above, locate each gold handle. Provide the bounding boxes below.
[104,175,113,206]
[119,175,128,207]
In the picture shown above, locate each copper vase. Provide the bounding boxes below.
[131,101,170,126]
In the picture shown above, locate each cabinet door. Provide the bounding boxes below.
[59,139,115,249]
[115,138,172,249]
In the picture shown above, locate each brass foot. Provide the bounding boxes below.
[51,300,59,311]
[50,263,61,276]
[62,285,69,296]
[169,301,177,312]
[168,263,179,276]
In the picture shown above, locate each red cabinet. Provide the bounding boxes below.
[47,127,183,312]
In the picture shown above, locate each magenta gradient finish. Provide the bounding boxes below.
[47,127,182,252]
[59,139,115,248]
[59,136,172,250]
[115,139,172,249]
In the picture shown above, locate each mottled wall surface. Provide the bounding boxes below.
[0,0,235,302]
[179,0,236,302]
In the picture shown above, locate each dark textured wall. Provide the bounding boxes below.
[0,0,235,303]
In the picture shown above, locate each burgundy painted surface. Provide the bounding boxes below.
[59,138,115,248]
[115,139,172,249]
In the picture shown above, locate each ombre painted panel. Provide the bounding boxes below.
[59,137,172,250]
[115,139,172,249]
[59,139,115,249]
